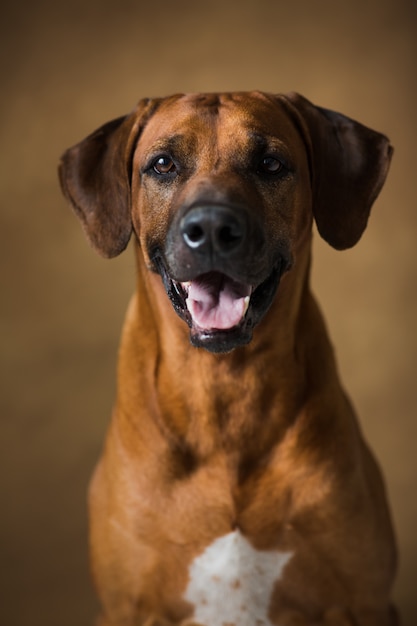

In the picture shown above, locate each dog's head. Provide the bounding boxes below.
[59,92,392,353]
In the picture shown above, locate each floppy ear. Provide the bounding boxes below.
[281,92,393,250]
[58,98,159,258]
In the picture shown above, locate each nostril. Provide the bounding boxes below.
[182,220,208,249]
[217,224,243,248]
[186,224,205,245]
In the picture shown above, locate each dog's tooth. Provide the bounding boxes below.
[243,296,250,315]
[182,281,191,293]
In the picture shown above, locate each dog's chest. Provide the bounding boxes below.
[184,530,292,626]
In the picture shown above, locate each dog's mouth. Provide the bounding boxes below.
[183,273,252,331]
[154,255,284,353]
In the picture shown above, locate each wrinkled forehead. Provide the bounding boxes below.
[136,92,304,158]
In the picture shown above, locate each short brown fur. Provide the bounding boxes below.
[59,92,398,625]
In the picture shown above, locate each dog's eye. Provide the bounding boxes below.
[258,156,283,174]
[153,156,176,175]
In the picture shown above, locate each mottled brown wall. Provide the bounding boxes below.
[1,0,416,624]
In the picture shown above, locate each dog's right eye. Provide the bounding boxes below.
[258,156,284,175]
[153,156,177,175]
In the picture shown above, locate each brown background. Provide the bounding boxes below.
[1,0,416,624]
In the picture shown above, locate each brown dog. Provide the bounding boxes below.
[59,92,398,626]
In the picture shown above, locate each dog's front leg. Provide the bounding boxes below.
[96,616,205,626]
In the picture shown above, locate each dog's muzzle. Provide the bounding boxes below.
[152,203,290,353]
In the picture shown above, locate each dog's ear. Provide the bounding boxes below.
[281,92,393,250]
[58,98,158,258]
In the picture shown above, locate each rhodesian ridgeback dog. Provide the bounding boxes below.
[59,92,398,626]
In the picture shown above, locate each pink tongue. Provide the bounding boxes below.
[185,273,251,330]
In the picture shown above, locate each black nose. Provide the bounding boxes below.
[180,205,247,256]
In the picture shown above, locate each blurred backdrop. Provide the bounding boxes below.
[1,0,416,624]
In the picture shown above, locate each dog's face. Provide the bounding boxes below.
[131,93,311,352]
[59,91,392,353]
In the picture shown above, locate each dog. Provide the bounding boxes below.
[59,92,398,626]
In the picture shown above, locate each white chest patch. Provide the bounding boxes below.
[184,530,292,626]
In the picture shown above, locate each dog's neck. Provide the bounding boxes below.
[117,237,336,463]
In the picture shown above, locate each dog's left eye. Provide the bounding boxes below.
[153,156,177,175]
[258,156,283,174]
